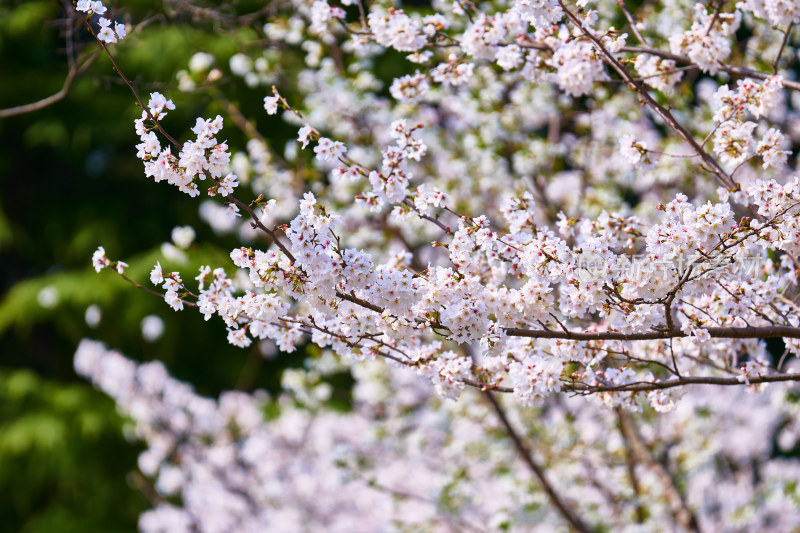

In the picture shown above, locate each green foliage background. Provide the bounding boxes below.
[0,1,300,530]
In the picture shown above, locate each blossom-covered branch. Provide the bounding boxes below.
[71,0,800,529]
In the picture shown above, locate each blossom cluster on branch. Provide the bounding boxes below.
[73,0,800,529]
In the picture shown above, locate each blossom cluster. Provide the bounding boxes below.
[76,1,126,44]
[135,93,238,201]
[711,76,788,167]
[90,157,800,411]
[669,4,740,74]
[94,42,800,408]
[94,52,800,412]
[739,0,800,27]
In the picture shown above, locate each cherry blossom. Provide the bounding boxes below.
[74,0,800,529]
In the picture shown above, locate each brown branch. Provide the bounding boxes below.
[354,0,368,31]
[703,0,723,39]
[358,477,486,533]
[621,45,800,91]
[617,410,701,532]
[129,471,164,507]
[773,24,794,74]
[0,68,80,119]
[113,268,199,310]
[214,182,296,261]
[618,0,648,46]
[163,0,281,26]
[568,372,800,393]
[483,391,596,533]
[0,13,101,119]
[596,64,700,85]
[616,408,647,524]
[503,324,800,341]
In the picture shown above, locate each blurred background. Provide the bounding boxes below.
[0,1,307,530]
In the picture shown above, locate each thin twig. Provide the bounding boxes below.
[618,0,648,46]
[82,18,181,148]
[773,24,794,74]
[703,0,723,39]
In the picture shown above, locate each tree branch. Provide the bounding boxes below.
[617,410,701,532]
[504,324,800,341]
[558,1,735,189]
[0,11,101,119]
[483,391,596,533]
[567,372,800,393]
[621,45,800,91]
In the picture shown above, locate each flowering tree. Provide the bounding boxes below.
[64,0,800,530]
